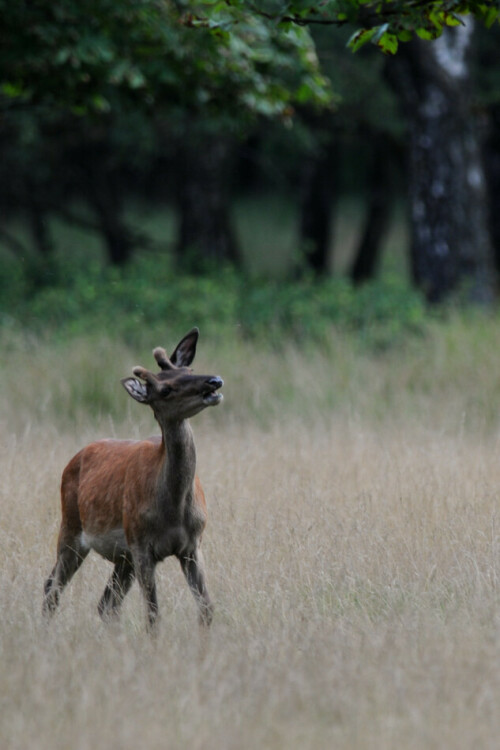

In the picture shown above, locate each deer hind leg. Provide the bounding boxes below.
[42,539,89,618]
[179,548,214,627]
[97,555,135,621]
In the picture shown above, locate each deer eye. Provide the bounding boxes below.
[160,386,172,397]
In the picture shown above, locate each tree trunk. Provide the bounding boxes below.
[385,20,493,304]
[88,186,133,266]
[299,135,338,275]
[350,137,392,284]
[73,137,134,266]
[85,158,133,266]
[483,106,500,277]
[24,176,57,289]
[175,131,238,270]
[27,192,53,258]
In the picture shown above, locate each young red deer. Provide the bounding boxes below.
[43,328,223,629]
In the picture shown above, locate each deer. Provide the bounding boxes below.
[43,328,223,630]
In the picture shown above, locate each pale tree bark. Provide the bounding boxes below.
[386,20,494,304]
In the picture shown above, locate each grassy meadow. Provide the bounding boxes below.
[2,314,500,749]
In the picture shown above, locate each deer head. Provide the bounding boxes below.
[121,328,223,422]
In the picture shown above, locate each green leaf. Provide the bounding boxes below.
[483,7,499,27]
[443,13,463,27]
[127,69,146,89]
[429,10,444,32]
[375,32,398,55]
[397,29,413,42]
[415,27,439,40]
[91,94,111,112]
[371,23,390,45]
[54,48,72,65]
[1,81,27,99]
[347,27,377,52]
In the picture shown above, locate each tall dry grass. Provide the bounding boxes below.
[2,320,500,749]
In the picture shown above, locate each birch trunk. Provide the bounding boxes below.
[386,20,493,303]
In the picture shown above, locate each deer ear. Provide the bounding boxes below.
[121,377,150,403]
[170,327,199,367]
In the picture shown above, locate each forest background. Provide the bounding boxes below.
[3,0,500,340]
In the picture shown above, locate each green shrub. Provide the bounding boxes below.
[0,244,428,348]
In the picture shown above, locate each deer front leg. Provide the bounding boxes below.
[133,549,159,631]
[98,555,135,621]
[179,548,214,627]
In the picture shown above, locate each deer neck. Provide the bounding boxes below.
[158,419,196,506]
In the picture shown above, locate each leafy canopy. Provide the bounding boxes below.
[204,1,500,54]
[3,1,498,119]
[0,0,331,118]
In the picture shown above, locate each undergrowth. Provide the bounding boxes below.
[0,251,426,350]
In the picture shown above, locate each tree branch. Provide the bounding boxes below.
[243,0,486,31]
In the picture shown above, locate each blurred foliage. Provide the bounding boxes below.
[0,247,425,350]
[3,0,496,115]
[234,0,500,54]
[0,0,331,121]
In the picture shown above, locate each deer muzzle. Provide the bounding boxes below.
[203,376,224,405]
